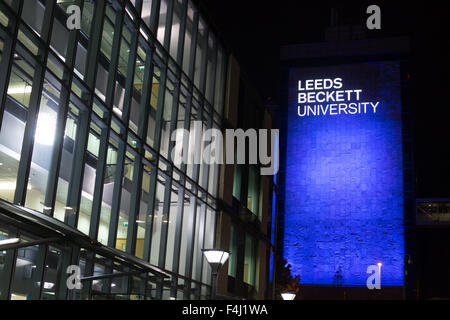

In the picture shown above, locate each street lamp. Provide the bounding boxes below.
[281,292,296,300]
[202,249,230,300]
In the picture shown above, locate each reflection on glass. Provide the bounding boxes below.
[77,123,101,235]
[115,150,136,251]
[10,240,42,300]
[165,188,179,271]
[97,140,119,245]
[135,159,152,259]
[53,103,79,222]
[157,0,168,46]
[150,179,165,265]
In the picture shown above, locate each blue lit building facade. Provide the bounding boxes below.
[278,36,414,299]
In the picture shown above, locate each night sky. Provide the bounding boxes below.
[198,0,450,198]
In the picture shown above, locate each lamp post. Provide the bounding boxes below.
[377,262,382,288]
[281,292,296,300]
[202,249,230,300]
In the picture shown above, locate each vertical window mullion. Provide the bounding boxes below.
[126,153,143,254]
[149,0,161,35]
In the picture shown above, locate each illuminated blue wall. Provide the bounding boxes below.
[282,62,404,286]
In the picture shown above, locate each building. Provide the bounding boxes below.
[214,55,277,299]
[415,199,450,299]
[278,26,414,299]
[0,0,275,300]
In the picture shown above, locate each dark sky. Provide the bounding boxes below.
[198,0,450,197]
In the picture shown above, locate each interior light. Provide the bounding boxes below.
[7,85,32,95]
[35,113,57,146]
[0,238,20,246]
[0,181,32,191]
[113,107,123,117]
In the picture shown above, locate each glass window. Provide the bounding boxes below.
[146,66,161,147]
[228,224,237,277]
[247,166,260,215]
[159,78,174,159]
[179,193,194,276]
[194,18,205,89]
[232,164,242,200]
[41,246,62,300]
[202,207,215,284]
[182,1,195,75]
[21,0,45,36]
[150,177,166,265]
[169,0,183,60]
[134,157,154,259]
[205,34,216,103]
[115,148,136,251]
[173,91,186,169]
[25,74,62,213]
[52,101,80,222]
[0,52,35,203]
[214,46,226,115]
[157,0,169,46]
[76,121,102,235]
[97,135,120,245]
[165,186,180,271]
[207,123,220,197]
[141,0,154,29]
[50,8,70,60]
[244,234,256,286]
[80,1,95,39]
[186,102,199,179]
[100,7,116,62]
[117,24,131,78]
[198,119,208,189]
[192,202,205,281]
[10,237,44,300]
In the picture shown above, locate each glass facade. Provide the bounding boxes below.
[0,0,226,300]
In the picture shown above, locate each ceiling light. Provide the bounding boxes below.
[35,113,57,146]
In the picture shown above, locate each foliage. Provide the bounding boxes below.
[274,258,301,299]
